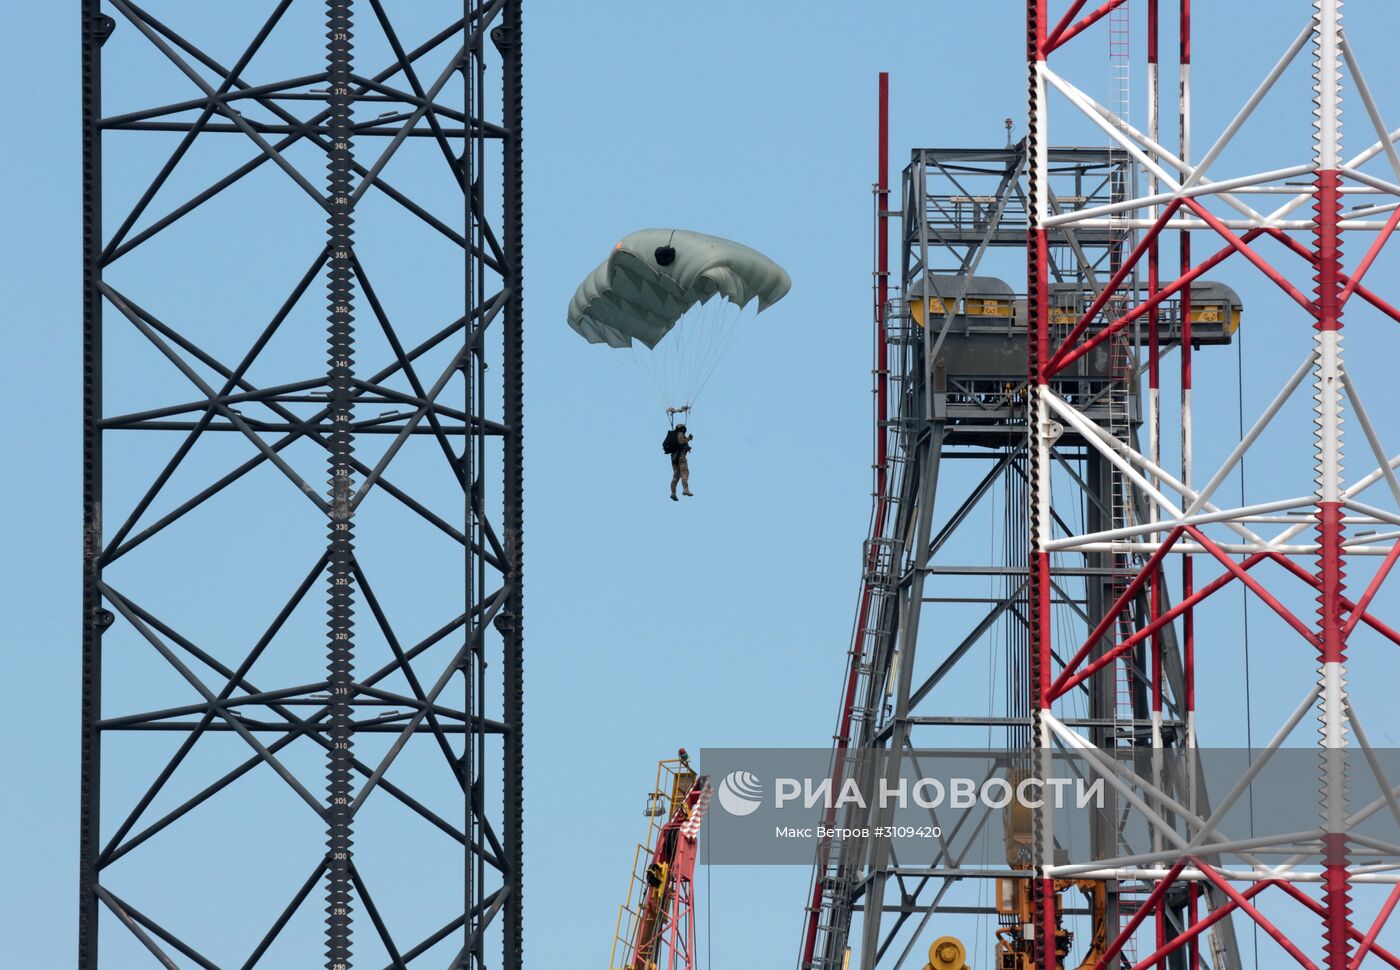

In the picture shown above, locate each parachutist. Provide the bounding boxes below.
[663,424,694,501]
[567,231,788,503]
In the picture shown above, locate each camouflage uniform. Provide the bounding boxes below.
[670,432,693,498]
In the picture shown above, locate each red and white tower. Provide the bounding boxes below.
[1028,1,1400,966]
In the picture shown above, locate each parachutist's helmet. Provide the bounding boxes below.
[676,424,687,433]
[654,245,676,266]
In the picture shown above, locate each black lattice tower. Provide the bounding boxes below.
[79,2,522,966]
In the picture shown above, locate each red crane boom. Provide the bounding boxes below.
[610,753,713,970]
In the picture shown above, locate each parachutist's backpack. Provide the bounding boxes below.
[662,429,681,455]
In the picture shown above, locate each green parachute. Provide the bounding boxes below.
[567,229,790,410]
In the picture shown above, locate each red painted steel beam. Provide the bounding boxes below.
[1195,861,1320,970]
[1048,227,1263,376]
[1043,0,1131,54]
[1350,881,1400,970]
[800,70,892,970]
[1043,0,1090,54]
[1044,200,1182,380]
[1091,861,1188,970]
[1340,539,1400,640]
[1266,228,1400,326]
[1185,526,1319,644]
[1267,552,1400,649]
[1181,197,1318,315]
[1339,203,1400,307]
[1051,528,1184,697]
[877,70,889,482]
[1127,879,1277,970]
[1275,881,1400,970]
[1053,551,1271,701]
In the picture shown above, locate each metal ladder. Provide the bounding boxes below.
[1109,3,1132,150]
[1106,5,1145,962]
[804,304,914,968]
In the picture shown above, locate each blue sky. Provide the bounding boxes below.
[5,2,1400,968]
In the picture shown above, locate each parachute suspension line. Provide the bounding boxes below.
[625,351,673,414]
[666,293,690,406]
[686,297,717,403]
[625,298,760,413]
[687,300,760,407]
[679,298,707,405]
[667,298,703,409]
[678,299,714,407]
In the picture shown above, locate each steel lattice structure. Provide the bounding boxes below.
[800,140,1243,970]
[79,1,522,966]
[803,2,1400,968]
[1025,2,1400,966]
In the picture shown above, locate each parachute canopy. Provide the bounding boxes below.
[567,229,791,350]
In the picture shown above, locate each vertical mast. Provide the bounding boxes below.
[1312,2,1351,967]
[1026,3,1059,965]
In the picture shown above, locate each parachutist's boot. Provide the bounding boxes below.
[670,493,678,502]
[683,489,693,497]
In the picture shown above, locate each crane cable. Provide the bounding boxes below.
[1237,312,1259,970]
[707,854,713,970]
